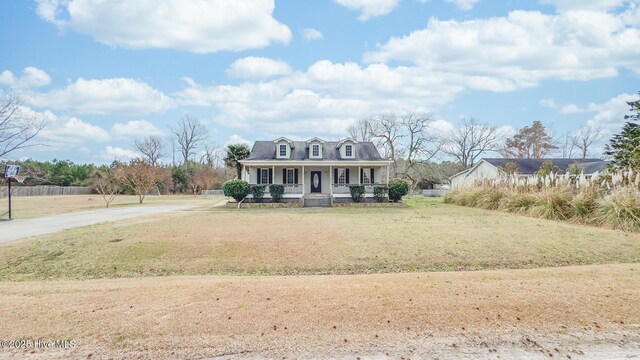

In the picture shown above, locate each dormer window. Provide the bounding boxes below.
[274,137,294,159]
[337,137,358,159]
[306,137,325,159]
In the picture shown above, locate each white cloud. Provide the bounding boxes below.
[225,134,253,147]
[100,146,139,161]
[302,28,324,41]
[175,60,465,138]
[29,77,174,115]
[539,98,558,108]
[111,120,163,139]
[365,6,640,90]
[445,0,480,11]
[38,117,111,149]
[0,67,51,89]
[36,0,291,53]
[584,93,638,135]
[559,103,585,114]
[333,0,400,21]
[539,0,627,11]
[227,57,293,79]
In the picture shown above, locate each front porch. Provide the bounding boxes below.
[241,164,390,199]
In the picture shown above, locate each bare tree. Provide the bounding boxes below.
[118,160,169,204]
[442,118,500,168]
[171,115,208,165]
[90,167,123,208]
[201,143,223,168]
[572,126,604,159]
[398,112,441,184]
[557,132,576,159]
[368,112,441,183]
[348,119,374,141]
[134,135,166,166]
[0,93,45,159]
[369,114,403,176]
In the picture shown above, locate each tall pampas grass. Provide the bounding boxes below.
[444,168,640,232]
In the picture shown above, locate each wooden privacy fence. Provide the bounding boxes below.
[0,186,92,198]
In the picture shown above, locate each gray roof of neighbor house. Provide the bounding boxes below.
[482,158,608,174]
[246,140,385,161]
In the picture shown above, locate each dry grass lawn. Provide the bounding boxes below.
[0,194,216,219]
[0,197,638,280]
[0,264,638,359]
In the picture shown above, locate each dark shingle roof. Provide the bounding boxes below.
[246,141,384,161]
[482,158,607,174]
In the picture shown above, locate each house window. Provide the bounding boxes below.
[345,144,353,157]
[312,144,320,157]
[286,168,295,184]
[338,168,346,185]
[279,144,287,157]
[362,168,371,184]
[261,169,270,184]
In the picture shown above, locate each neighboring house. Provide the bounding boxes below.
[450,158,609,189]
[239,137,392,202]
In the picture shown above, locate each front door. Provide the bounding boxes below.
[310,171,322,193]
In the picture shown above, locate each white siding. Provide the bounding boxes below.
[451,162,501,189]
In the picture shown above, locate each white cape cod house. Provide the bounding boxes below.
[239,137,391,203]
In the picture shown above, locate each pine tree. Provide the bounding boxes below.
[604,93,640,169]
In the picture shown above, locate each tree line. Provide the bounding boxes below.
[0,91,638,192]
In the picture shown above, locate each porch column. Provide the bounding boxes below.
[329,165,333,196]
[272,165,275,184]
[358,166,361,184]
[247,166,251,183]
[302,165,305,195]
[386,164,390,184]
[241,163,245,181]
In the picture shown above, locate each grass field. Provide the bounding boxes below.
[0,194,215,219]
[1,197,638,281]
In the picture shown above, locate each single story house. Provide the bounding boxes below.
[450,158,609,189]
[239,137,392,202]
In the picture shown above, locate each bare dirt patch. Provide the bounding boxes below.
[0,264,638,359]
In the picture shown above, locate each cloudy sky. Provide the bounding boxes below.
[0,0,639,164]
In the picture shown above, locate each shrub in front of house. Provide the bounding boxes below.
[269,184,285,203]
[373,185,388,202]
[388,179,409,202]
[349,184,365,202]
[223,179,250,202]
[250,184,266,203]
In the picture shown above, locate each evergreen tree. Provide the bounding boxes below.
[605,93,640,169]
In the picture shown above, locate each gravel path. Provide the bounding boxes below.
[0,205,196,243]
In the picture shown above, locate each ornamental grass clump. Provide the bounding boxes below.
[529,187,573,221]
[445,167,640,232]
[595,188,640,232]
[498,191,536,214]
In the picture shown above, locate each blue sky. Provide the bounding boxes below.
[0,0,638,164]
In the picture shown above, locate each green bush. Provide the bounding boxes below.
[388,179,409,202]
[250,184,266,203]
[373,186,388,202]
[529,187,573,220]
[223,179,250,202]
[349,184,365,202]
[269,184,285,203]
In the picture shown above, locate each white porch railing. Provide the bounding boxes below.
[248,184,303,195]
[331,184,386,194]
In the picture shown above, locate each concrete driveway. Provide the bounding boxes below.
[0,205,196,243]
